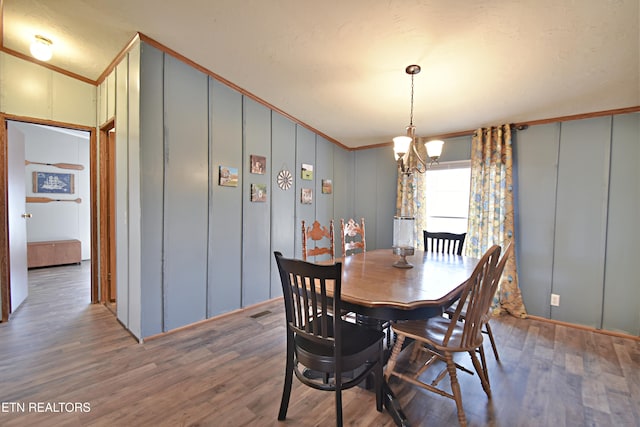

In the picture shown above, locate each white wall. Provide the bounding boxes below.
[0,53,96,126]
[15,122,92,260]
[0,52,95,260]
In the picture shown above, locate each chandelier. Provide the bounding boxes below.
[392,65,444,175]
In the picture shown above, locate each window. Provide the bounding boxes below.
[423,160,471,234]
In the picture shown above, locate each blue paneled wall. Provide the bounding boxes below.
[132,42,365,338]
[111,41,640,340]
[162,55,209,331]
[209,81,243,316]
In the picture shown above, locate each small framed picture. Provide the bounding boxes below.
[251,183,267,202]
[218,166,239,187]
[301,188,313,204]
[250,155,266,174]
[33,171,74,194]
[322,179,332,194]
[301,163,313,180]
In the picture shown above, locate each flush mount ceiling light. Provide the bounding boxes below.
[30,35,53,61]
[393,64,444,175]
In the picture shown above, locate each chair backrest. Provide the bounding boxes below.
[274,251,342,349]
[445,244,501,348]
[302,220,335,261]
[480,242,513,324]
[424,231,466,256]
[340,218,366,256]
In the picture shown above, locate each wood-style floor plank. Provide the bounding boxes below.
[1,262,639,426]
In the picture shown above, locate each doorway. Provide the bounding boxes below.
[99,120,117,312]
[0,114,99,322]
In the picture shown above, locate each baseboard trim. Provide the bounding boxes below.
[141,297,282,343]
[527,315,640,342]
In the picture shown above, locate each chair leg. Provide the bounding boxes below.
[409,340,422,362]
[323,373,330,384]
[484,322,500,361]
[278,335,295,420]
[335,379,343,427]
[375,342,384,412]
[444,353,467,427]
[385,334,405,380]
[375,360,383,412]
[478,344,489,385]
[468,350,491,399]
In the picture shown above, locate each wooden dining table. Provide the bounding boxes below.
[335,248,479,319]
[327,248,480,427]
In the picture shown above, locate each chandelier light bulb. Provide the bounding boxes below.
[425,140,444,159]
[393,136,412,158]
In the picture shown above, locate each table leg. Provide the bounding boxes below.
[356,314,393,351]
[355,314,411,426]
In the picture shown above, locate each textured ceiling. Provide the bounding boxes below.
[3,0,639,148]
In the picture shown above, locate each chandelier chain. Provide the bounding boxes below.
[409,74,415,127]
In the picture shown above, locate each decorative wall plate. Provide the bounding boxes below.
[277,169,293,190]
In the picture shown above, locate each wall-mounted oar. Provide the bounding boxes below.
[25,160,84,170]
[27,197,82,204]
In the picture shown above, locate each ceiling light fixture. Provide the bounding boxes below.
[30,35,53,61]
[393,64,444,175]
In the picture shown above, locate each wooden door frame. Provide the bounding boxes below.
[99,119,116,304]
[0,114,99,322]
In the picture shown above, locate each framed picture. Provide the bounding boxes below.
[250,155,266,174]
[322,179,332,194]
[301,163,313,180]
[251,184,267,202]
[218,166,239,187]
[301,188,313,204]
[33,171,74,194]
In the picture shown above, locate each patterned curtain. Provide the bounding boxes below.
[466,125,527,318]
[414,171,427,250]
[395,139,428,249]
[395,172,417,234]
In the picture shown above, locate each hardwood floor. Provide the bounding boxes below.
[1,262,639,426]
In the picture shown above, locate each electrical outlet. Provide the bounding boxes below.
[550,293,560,307]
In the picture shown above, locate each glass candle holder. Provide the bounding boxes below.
[392,216,415,268]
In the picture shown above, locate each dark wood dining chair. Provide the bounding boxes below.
[444,242,513,363]
[302,220,335,261]
[385,245,502,427]
[274,251,384,427]
[340,218,366,256]
[423,231,466,256]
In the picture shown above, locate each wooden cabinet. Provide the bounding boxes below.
[27,240,81,268]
